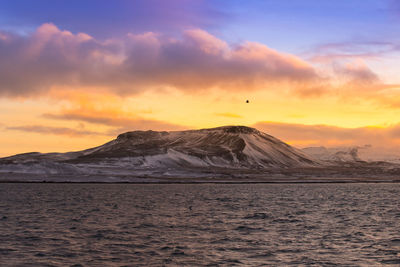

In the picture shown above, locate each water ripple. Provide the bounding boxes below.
[1,183,400,266]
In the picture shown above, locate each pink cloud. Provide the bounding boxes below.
[334,60,380,84]
[184,29,228,55]
[0,23,320,97]
[1,23,398,106]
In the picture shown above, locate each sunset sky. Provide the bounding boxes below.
[2,0,400,156]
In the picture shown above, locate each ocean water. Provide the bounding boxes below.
[1,183,400,266]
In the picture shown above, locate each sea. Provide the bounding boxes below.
[1,183,400,266]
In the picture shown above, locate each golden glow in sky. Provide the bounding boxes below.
[2,4,400,156]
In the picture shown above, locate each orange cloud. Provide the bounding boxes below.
[42,105,187,134]
[253,121,400,149]
[6,125,105,137]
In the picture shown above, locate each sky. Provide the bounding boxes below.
[2,0,400,156]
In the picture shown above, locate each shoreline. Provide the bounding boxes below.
[2,179,400,184]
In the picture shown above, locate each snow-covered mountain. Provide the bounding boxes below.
[301,146,363,162]
[301,145,400,164]
[3,126,400,182]
[1,126,318,169]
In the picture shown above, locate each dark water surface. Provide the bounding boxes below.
[1,183,400,266]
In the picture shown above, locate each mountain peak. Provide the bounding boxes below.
[117,130,168,140]
[116,126,259,140]
[202,125,259,134]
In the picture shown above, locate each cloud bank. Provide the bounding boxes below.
[0,23,319,97]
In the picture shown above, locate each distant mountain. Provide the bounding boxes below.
[301,146,363,162]
[301,145,400,164]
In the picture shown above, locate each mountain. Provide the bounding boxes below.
[1,126,318,168]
